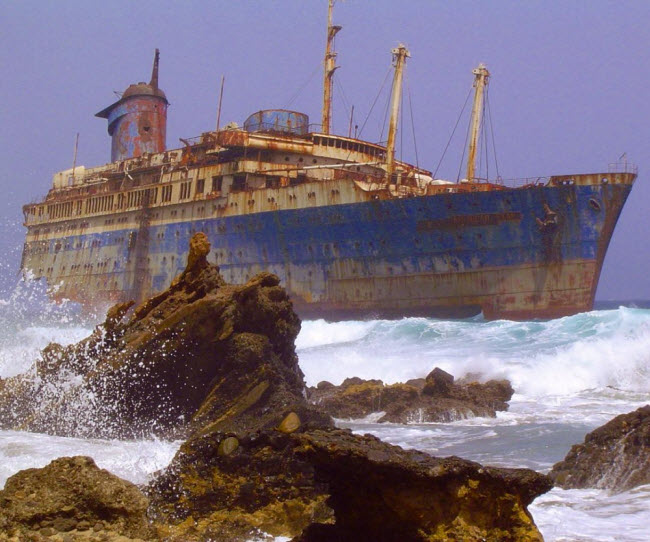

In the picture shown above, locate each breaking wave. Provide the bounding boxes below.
[297,308,650,396]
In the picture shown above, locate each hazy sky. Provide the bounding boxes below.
[1,0,648,299]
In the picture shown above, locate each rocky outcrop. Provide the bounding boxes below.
[307,368,513,423]
[550,405,650,492]
[1,234,551,541]
[0,232,323,440]
[147,425,333,540]
[0,456,150,541]
[291,429,551,542]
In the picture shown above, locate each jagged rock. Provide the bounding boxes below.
[307,368,514,423]
[422,366,454,396]
[147,429,333,540]
[550,405,650,492]
[0,456,150,541]
[0,233,320,440]
[290,429,551,541]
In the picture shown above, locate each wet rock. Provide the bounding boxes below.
[0,233,323,440]
[148,429,333,540]
[550,405,650,492]
[0,456,150,540]
[291,429,551,541]
[422,366,454,396]
[307,368,514,423]
[278,412,301,433]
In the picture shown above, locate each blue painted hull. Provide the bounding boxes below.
[24,177,633,320]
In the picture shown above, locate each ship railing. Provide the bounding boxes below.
[180,135,203,146]
[608,161,638,174]
[497,176,550,188]
[243,122,310,137]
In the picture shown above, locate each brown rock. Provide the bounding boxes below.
[52,517,77,532]
[0,234,549,542]
[147,429,333,539]
[550,405,650,492]
[217,436,239,456]
[291,429,551,541]
[0,233,324,440]
[0,456,150,539]
[422,366,454,396]
[307,369,514,424]
[278,412,301,434]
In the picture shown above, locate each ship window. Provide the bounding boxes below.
[232,175,246,191]
[196,178,205,194]
[180,181,192,200]
[211,176,223,192]
[162,185,172,202]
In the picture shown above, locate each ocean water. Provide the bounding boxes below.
[1,281,649,541]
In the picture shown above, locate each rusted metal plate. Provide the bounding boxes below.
[22,171,636,320]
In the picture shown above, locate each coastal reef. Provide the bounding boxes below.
[307,367,513,423]
[0,233,552,541]
[550,404,650,492]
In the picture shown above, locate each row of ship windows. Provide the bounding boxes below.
[28,171,327,221]
[30,228,493,259]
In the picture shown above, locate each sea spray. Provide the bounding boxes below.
[0,429,180,489]
[0,278,92,378]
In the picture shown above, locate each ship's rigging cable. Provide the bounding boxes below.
[357,67,392,141]
[432,87,472,180]
[485,88,501,180]
[379,79,393,145]
[406,72,420,169]
[284,64,321,109]
[457,96,474,182]
[335,77,352,121]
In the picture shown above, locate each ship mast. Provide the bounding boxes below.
[386,44,410,182]
[321,0,341,134]
[466,63,490,181]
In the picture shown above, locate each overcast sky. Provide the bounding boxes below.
[1,0,648,300]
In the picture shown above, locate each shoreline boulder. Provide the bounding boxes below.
[291,429,551,542]
[0,456,150,541]
[550,405,650,492]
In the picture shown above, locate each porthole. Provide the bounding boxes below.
[588,198,602,212]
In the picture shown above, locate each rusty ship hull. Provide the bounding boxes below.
[21,160,635,320]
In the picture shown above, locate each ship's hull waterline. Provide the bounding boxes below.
[21,172,635,321]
